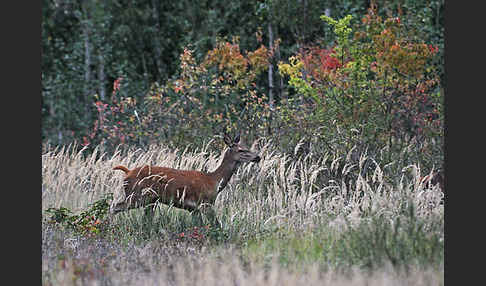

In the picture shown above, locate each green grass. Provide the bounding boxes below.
[242,205,443,271]
[42,141,444,285]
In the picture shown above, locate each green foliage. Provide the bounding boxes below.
[320,14,354,57]
[80,37,277,152]
[45,193,113,237]
[242,204,443,270]
[42,1,443,175]
[339,206,443,268]
[277,5,443,170]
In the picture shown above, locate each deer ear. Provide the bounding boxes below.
[234,133,240,144]
[224,133,232,146]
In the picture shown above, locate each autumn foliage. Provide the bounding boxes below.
[80,5,442,170]
[82,36,277,150]
[279,6,442,150]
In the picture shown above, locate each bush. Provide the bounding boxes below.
[45,193,113,237]
[277,6,443,165]
[80,37,278,153]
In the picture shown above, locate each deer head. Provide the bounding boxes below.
[222,133,261,164]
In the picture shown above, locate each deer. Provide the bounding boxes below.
[420,168,445,200]
[110,133,261,224]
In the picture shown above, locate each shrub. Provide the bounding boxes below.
[81,37,278,152]
[45,193,113,237]
[277,6,443,164]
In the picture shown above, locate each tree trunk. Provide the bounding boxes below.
[325,8,331,17]
[275,28,285,103]
[268,23,274,109]
[141,52,149,84]
[83,24,92,99]
[82,1,93,123]
[98,53,105,100]
[268,22,274,136]
[303,0,307,44]
[151,0,165,79]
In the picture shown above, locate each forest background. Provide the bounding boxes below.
[41,0,444,172]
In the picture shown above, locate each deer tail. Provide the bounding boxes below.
[113,165,130,174]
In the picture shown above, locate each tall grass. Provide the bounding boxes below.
[42,140,443,285]
[43,224,442,285]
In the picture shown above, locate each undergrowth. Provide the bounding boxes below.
[42,140,443,285]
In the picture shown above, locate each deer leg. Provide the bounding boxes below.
[142,203,156,226]
[191,209,204,226]
[198,203,219,228]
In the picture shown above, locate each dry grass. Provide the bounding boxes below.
[42,140,444,285]
[43,244,442,286]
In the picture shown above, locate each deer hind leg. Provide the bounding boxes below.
[138,203,156,230]
[142,204,156,223]
[140,187,160,226]
[195,203,220,228]
[190,209,204,226]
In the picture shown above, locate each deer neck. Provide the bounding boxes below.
[210,151,240,194]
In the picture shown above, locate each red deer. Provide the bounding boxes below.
[420,168,445,200]
[421,168,444,195]
[110,134,260,222]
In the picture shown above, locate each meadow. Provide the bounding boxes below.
[42,139,444,285]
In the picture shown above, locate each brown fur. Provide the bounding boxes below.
[113,165,220,211]
[113,165,130,174]
[110,134,260,214]
[421,169,444,193]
